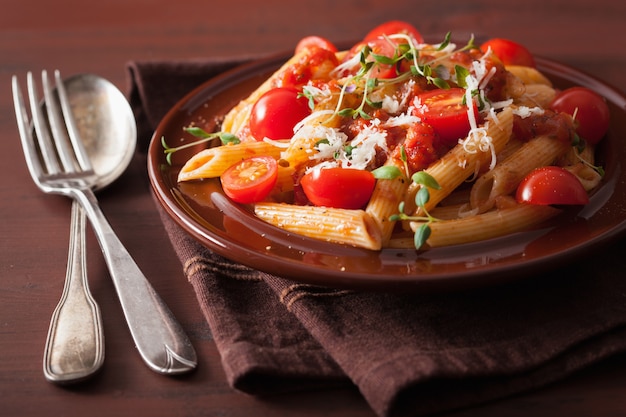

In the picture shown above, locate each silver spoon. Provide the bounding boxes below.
[42,74,196,382]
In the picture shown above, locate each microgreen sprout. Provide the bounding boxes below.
[162,127,240,165]
[298,89,316,111]
[572,134,605,176]
[331,33,480,122]
[389,171,441,250]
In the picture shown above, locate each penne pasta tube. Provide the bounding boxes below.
[254,202,382,250]
[411,204,561,248]
[178,141,286,182]
[411,107,514,215]
[365,158,410,245]
[514,84,557,108]
[564,162,603,191]
[505,65,553,86]
[469,135,570,213]
[273,164,296,193]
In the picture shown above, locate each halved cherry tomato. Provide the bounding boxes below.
[412,88,479,148]
[300,167,376,209]
[295,35,338,53]
[480,38,535,67]
[550,86,610,145]
[221,156,278,204]
[249,87,311,141]
[364,20,424,44]
[515,166,589,206]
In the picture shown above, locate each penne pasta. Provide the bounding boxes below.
[514,84,557,108]
[506,65,553,86]
[469,134,570,213]
[365,157,410,245]
[410,204,561,248]
[178,141,286,182]
[254,202,382,250]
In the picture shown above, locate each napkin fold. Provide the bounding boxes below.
[127,58,626,417]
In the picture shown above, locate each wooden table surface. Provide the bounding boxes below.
[2,1,626,416]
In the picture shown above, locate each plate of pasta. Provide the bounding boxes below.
[148,22,626,291]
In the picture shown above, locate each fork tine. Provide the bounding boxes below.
[54,70,93,172]
[27,71,61,175]
[42,70,76,173]
[12,75,46,185]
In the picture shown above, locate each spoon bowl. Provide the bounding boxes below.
[62,74,136,189]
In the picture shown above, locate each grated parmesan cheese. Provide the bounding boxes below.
[512,106,545,118]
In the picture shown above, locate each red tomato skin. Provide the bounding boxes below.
[515,166,589,206]
[413,88,480,148]
[480,38,536,67]
[550,87,610,145]
[364,20,424,44]
[221,156,278,204]
[249,87,311,141]
[295,36,338,53]
[300,168,376,209]
[393,122,439,174]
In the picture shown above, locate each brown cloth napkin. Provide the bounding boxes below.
[127,58,626,417]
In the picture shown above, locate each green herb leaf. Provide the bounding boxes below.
[437,32,452,51]
[415,186,431,207]
[455,65,470,88]
[372,165,403,180]
[414,223,431,250]
[219,133,239,145]
[411,171,441,190]
[184,126,212,138]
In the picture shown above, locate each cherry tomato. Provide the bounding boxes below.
[249,87,311,140]
[221,156,278,204]
[515,166,589,206]
[550,87,610,145]
[295,36,338,53]
[300,168,376,209]
[364,20,424,44]
[412,88,479,148]
[480,38,535,67]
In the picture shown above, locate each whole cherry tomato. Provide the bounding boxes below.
[364,20,424,44]
[516,166,589,206]
[295,35,338,53]
[300,167,376,209]
[550,86,610,145]
[481,38,536,67]
[249,87,311,140]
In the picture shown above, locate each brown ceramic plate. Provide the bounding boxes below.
[148,52,626,292]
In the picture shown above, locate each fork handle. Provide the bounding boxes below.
[73,188,197,375]
[43,202,104,384]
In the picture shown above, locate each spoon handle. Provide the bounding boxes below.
[43,202,104,384]
[73,188,197,374]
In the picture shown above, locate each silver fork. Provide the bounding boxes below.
[13,70,197,375]
[42,201,104,384]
